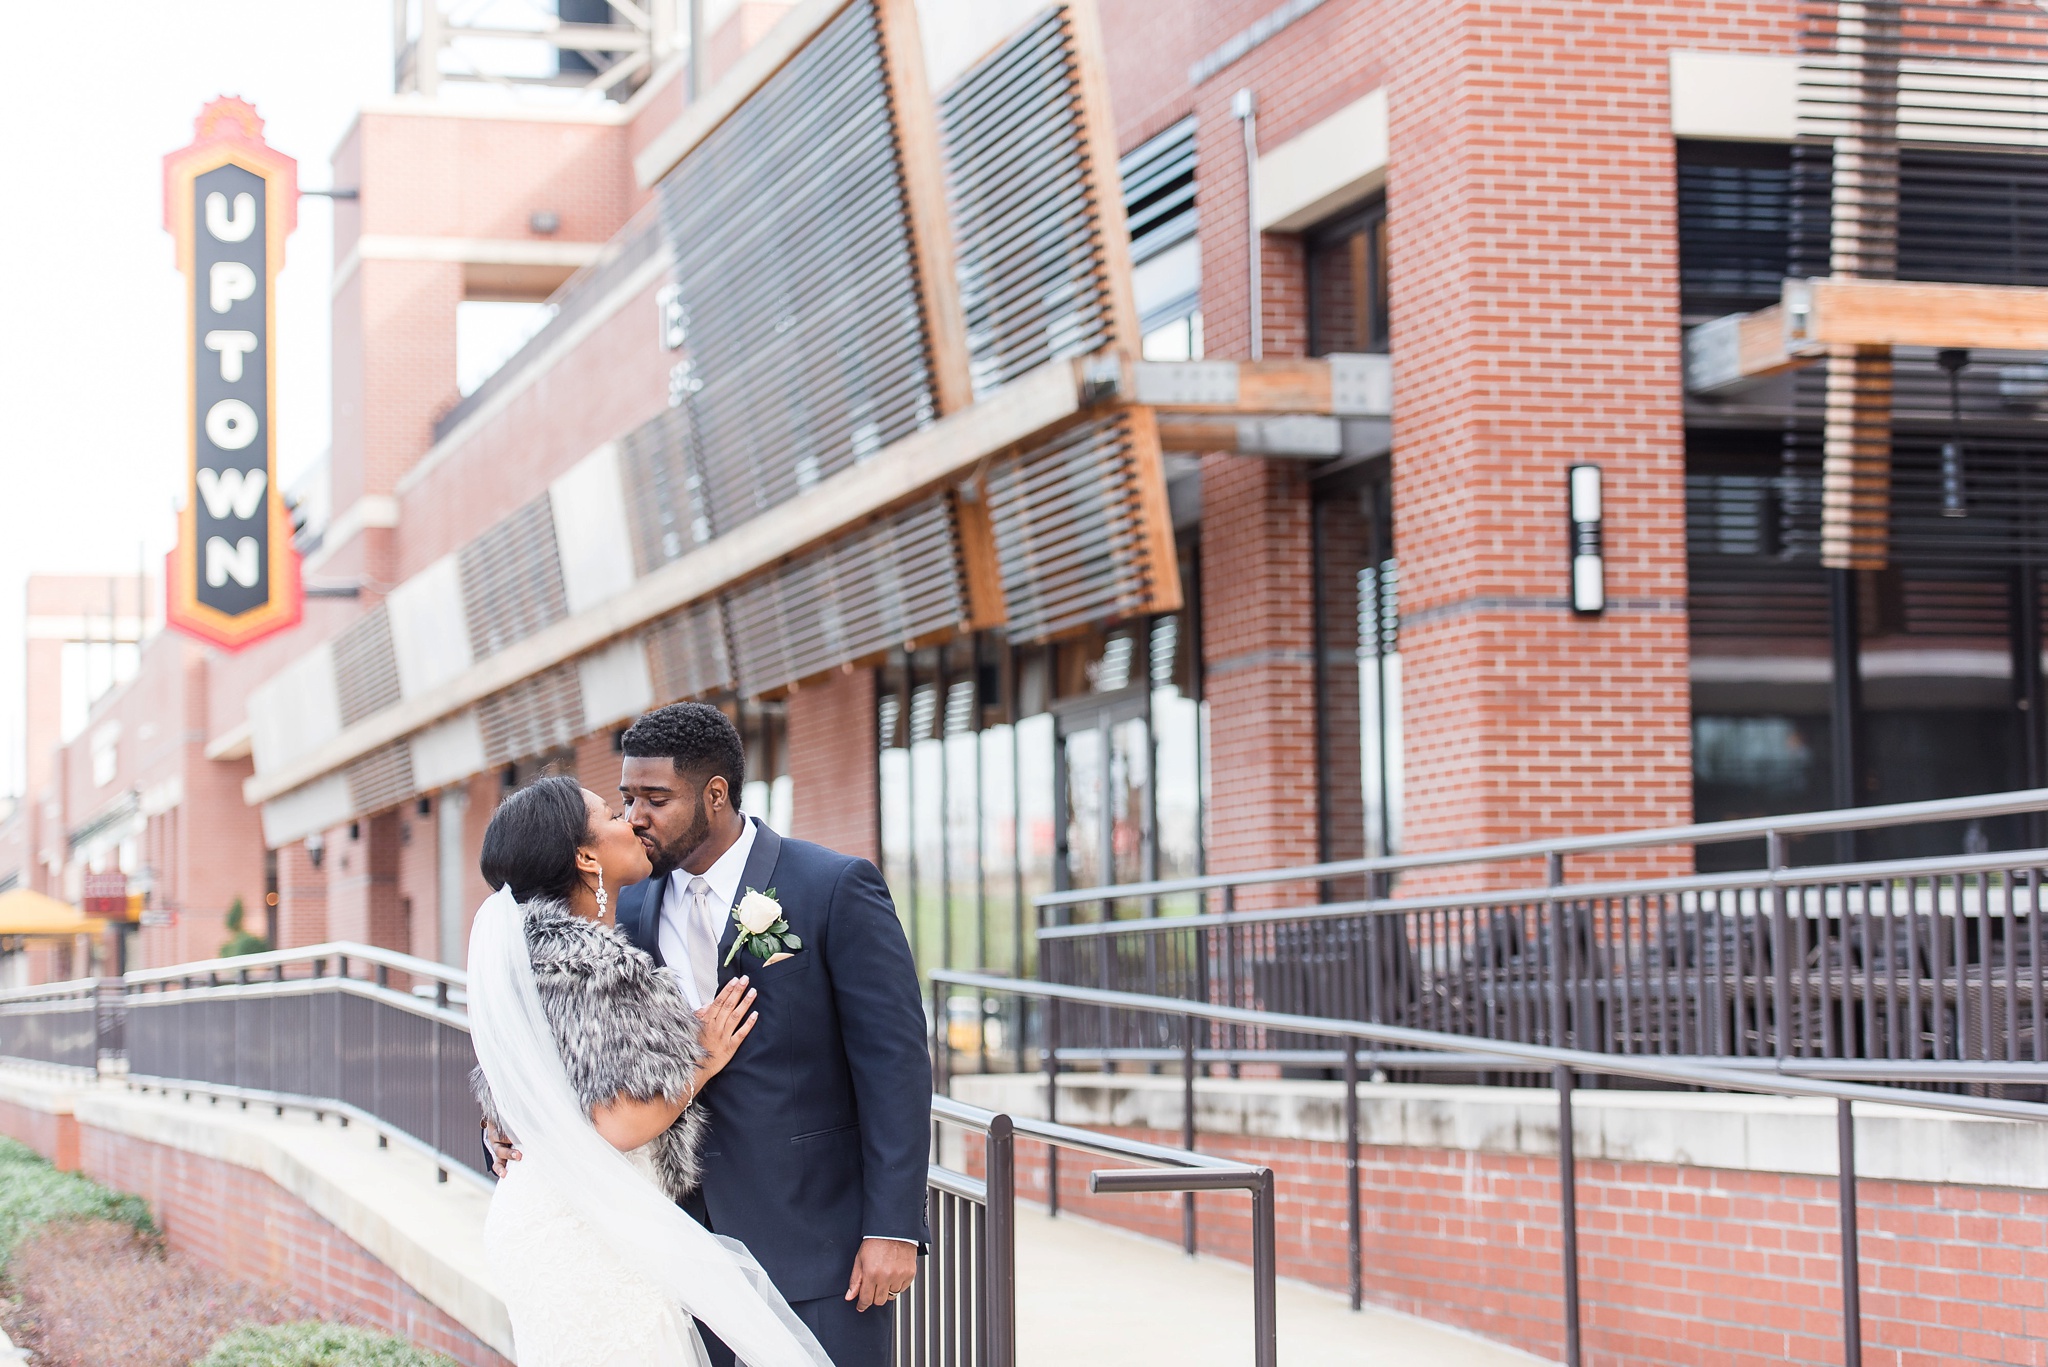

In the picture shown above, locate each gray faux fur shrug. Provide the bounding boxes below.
[472,898,708,1202]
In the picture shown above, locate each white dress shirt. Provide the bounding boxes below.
[656,815,758,1009]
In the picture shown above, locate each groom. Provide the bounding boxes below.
[614,701,928,1365]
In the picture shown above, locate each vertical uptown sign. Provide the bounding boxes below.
[163,98,302,651]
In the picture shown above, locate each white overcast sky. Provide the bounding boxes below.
[0,1,391,796]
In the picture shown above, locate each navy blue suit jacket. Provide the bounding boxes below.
[615,818,932,1303]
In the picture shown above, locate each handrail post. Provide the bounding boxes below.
[1838,1098,1863,1367]
[986,1114,1017,1367]
[1044,996,1061,1217]
[1344,1039,1362,1311]
[1222,884,1240,1079]
[1182,1013,1197,1255]
[1546,854,1567,1047]
[1251,1166,1278,1367]
[1555,1064,1582,1367]
[1768,829,1790,1059]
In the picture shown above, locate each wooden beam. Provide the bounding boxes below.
[1124,405,1184,616]
[1063,0,1143,353]
[1128,355,1392,417]
[1802,278,2048,352]
[873,0,974,419]
[1686,279,2048,394]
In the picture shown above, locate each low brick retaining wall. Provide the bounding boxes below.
[0,1069,511,1367]
[954,1073,2047,1367]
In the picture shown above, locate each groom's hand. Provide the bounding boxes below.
[844,1238,916,1312]
[482,1118,521,1177]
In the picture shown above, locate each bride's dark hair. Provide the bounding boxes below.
[480,775,593,903]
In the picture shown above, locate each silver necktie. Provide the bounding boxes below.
[686,877,721,1007]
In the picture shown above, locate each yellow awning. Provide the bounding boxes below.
[0,889,99,937]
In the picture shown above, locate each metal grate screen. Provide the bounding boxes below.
[478,664,585,768]
[940,6,1113,397]
[460,495,570,661]
[644,600,733,703]
[344,741,416,817]
[330,605,402,728]
[984,411,1161,641]
[722,498,966,696]
[653,0,936,547]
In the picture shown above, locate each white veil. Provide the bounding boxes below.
[467,886,833,1367]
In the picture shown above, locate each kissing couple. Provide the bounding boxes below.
[469,701,931,1366]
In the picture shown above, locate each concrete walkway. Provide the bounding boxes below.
[1014,1206,1552,1367]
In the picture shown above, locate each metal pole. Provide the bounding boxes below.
[1345,1044,1362,1311]
[1182,1014,1197,1254]
[1555,1064,1582,1367]
[1233,89,1261,361]
[1251,1167,1279,1367]
[1838,1098,1864,1367]
[1045,997,1061,1217]
[986,1114,1017,1367]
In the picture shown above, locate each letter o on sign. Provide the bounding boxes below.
[205,398,259,451]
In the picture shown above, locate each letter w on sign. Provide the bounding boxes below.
[196,467,268,520]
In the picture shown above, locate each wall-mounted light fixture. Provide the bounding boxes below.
[1568,464,1605,614]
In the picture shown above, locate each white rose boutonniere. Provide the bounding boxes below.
[723,888,802,967]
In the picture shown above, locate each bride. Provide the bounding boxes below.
[467,775,833,1366]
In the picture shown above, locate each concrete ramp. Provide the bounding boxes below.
[1014,1205,1551,1367]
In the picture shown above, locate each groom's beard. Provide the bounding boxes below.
[643,791,713,881]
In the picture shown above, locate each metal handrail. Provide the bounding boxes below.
[0,976,103,1004]
[1035,785,2048,909]
[934,969,2048,1122]
[930,968,2048,1367]
[930,1095,1276,1367]
[123,941,465,991]
[1038,841,2048,940]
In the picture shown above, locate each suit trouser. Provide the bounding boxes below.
[697,1293,891,1367]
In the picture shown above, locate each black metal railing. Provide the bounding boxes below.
[0,978,110,1072]
[932,968,2048,1367]
[122,943,483,1184]
[1035,788,2048,1070]
[0,942,1259,1366]
[908,1095,1276,1367]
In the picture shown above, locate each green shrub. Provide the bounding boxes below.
[221,895,271,958]
[195,1322,456,1367]
[0,1136,153,1267]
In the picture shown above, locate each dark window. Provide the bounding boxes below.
[1306,199,1388,355]
[1677,141,1794,317]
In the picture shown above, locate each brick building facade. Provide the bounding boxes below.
[11,0,2044,979]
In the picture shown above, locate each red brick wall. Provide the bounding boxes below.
[77,1124,510,1367]
[786,670,878,864]
[989,1123,2042,1367]
[324,814,408,953]
[275,839,329,951]
[0,1099,77,1172]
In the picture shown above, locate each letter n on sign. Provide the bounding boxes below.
[163,98,302,652]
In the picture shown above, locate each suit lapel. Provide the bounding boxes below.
[719,817,783,983]
[623,878,664,965]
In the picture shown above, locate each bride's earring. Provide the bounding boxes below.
[595,866,608,917]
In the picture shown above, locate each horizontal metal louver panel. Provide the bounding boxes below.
[344,741,415,817]
[986,412,1157,642]
[478,664,585,769]
[655,0,935,545]
[723,499,965,696]
[460,495,569,661]
[617,407,712,575]
[941,6,1111,398]
[1121,116,1197,260]
[329,606,401,728]
[644,600,732,702]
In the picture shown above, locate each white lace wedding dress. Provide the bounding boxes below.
[486,1142,704,1365]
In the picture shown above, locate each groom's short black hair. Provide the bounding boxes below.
[621,702,745,806]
